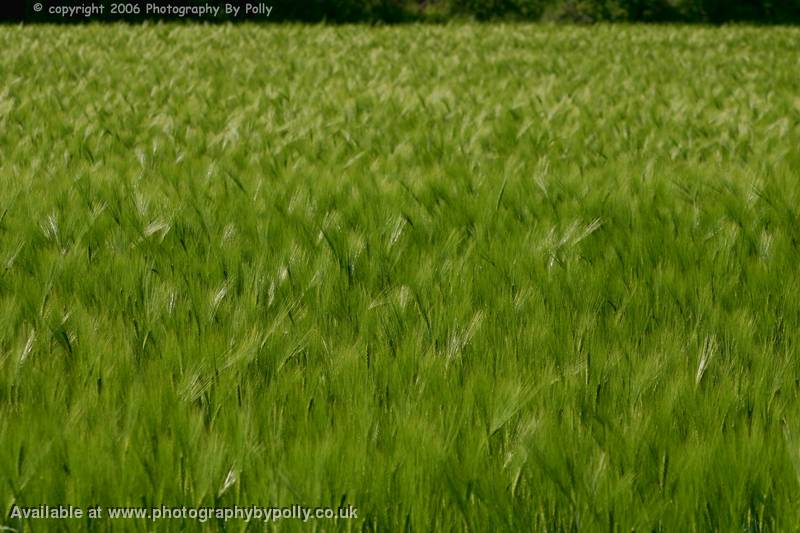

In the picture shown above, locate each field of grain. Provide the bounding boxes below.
[1,24,800,531]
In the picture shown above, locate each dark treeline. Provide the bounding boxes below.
[9,0,800,23]
[293,0,800,23]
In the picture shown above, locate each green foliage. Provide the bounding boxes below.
[275,0,418,22]
[542,0,628,22]
[14,0,800,22]
[447,0,548,20]
[271,0,800,23]
[451,0,800,22]
[2,24,800,531]
[444,0,799,22]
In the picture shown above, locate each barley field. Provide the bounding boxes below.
[2,24,800,531]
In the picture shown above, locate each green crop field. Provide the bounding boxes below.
[2,23,800,531]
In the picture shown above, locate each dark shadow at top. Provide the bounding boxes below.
[2,0,800,24]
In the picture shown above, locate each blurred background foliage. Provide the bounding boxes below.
[392,0,798,22]
[14,0,800,23]
[230,0,800,23]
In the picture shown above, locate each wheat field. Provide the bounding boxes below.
[2,24,800,531]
